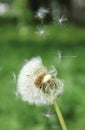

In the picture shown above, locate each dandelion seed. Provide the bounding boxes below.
[24,59,29,63]
[36,26,47,37]
[35,7,49,21]
[54,15,67,27]
[42,112,51,118]
[17,57,64,105]
[56,50,62,61]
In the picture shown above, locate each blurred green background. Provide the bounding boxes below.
[0,0,85,130]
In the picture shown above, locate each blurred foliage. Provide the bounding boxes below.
[0,0,85,25]
[0,0,85,130]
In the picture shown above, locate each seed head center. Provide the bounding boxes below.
[42,74,51,83]
[35,72,55,92]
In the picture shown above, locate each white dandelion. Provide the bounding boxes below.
[35,7,49,21]
[17,57,67,130]
[17,57,64,105]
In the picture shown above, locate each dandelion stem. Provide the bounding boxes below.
[53,100,67,130]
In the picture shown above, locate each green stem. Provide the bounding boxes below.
[53,100,67,130]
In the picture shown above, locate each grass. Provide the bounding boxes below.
[0,24,85,130]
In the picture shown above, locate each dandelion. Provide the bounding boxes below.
[35,7,49,23]
[17,57,63,105]
[54,15,67,27]
[17,57,67,130]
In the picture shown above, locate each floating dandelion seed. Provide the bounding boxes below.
[17,57,67,130]
[36,26,47,37]
[17,57,64,105]
[35,7,49,21]
[42,112,51,118]
[54,15,67,27]
[42,108,54,119]
[56,50,77,62]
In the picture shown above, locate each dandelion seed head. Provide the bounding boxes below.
[17,57,64,105]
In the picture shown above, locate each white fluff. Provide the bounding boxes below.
[17,57,64,105]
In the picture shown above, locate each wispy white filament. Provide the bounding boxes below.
[17,57,64,105]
